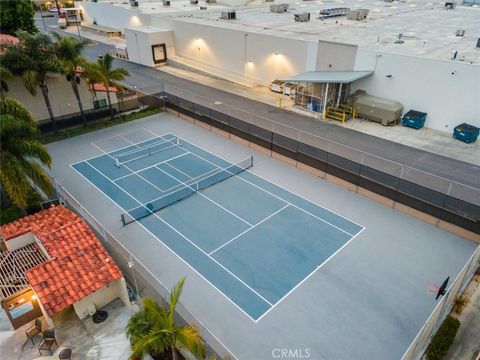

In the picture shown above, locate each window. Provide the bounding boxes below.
[93,98,107,109]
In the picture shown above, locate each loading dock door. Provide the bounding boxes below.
[152,44,167,64]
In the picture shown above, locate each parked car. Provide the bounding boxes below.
[269,80,284,93]
[57,18,67,29]
[49,8,59,13]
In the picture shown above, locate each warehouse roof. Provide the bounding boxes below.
[282,70,373,83]
[175,0,480,63]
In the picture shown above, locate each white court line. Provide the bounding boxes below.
[91,129,157,146]
[69,163,264,324]
[209,204,290,256]
[112,152,189,182]
[81,160,273,308]
[150,129,365,232]
[154,164,254,227]
[120,165,226,212]
[108,135,253,227]
[187,147,355,237]
[165,162,194,179]
[114,137,175,158]
[254,226,366,323]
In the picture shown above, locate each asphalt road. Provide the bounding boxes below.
[36,15,480,194]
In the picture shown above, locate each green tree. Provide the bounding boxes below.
[1,31,63,133]
[0,65,13,97]
[0,97,52,208]
[87,54,129,120]
[0,0,38,36]
[52,33,92,127]
[126,278,206,360]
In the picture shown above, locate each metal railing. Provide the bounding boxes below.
[50,178,238,360]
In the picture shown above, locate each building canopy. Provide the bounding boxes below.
[282,71,373,84]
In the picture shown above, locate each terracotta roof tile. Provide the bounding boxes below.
[0,206,122,317]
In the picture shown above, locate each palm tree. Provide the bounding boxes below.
[52,32,91,127]
[126,277,206,360]
[0,65,13,97]
[1,31,63,133]
[87,53,129,120]
[0,97,52,207]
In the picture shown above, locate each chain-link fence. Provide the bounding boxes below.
[140,83,479,234]
[401,246,480,360]
[51,178,237,360]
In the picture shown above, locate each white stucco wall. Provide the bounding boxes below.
[7,76,95,122]
[125,27,175,67]
[353,49,480,133]
[72,277,129,320]
[4,232,35,252]
[76,1,151,31]
[162,19,315,85]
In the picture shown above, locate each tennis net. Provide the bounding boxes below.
[120,155,253,225]
[115,137,181,167]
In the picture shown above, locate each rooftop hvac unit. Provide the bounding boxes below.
[346,9,369,20]
[445,1,456,8]
[294,12,310,22]
[318,7,349,19]
[200,6,207,9]
[206,0,216,3]
[220,10,236,20]
[455,29,465,36]
[190,0,198,4]
[163,0,170,5]
[129,0,139,6]
[476,38,480,48]
[270,4,289,13]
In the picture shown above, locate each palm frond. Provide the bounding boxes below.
[0,153,35,207]
[19,160,53,196]
[0,97,36,127]
[174,325,206,359]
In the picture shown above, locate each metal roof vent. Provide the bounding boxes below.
[455,29,465,36]
[394,33,404,44]
[445,1,456,8]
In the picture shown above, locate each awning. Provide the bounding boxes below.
[281,71,373,84]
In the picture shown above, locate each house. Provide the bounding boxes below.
[0,34,120,125]
[0,205,129,329]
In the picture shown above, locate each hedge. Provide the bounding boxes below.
[425,315,461,360]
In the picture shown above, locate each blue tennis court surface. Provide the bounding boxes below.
[72,132,364,321]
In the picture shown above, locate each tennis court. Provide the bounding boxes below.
[71,129,364,321]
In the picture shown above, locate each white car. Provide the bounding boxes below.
[269,80,284,93]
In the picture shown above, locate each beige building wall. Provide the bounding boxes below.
[6,75,119,123]
[72,277,130,320]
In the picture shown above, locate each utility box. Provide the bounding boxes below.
[402,110,427,129]
[453,123,479,143]
[350,90,403,126]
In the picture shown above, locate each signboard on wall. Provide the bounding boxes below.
[151,44,167,65]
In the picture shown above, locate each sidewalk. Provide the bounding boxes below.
[446,274,480,360]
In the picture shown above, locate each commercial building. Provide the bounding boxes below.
[76,0,480,133]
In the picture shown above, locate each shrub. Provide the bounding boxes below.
[452,295,469,315]
[0,206,23,225]
[425,315,460,360]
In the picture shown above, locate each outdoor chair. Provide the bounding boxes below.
[58,348,72,359]
[25,319,43,345]
[38,329,58,356]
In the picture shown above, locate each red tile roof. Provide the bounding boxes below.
[0,206,123,317]
[0,34,19,46]
[90,83,118,93]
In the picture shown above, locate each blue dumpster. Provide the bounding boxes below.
[402,110,427,129]
[453,123,479,143]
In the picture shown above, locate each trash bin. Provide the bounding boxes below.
[453,123,479,143]
[402,110,427,129]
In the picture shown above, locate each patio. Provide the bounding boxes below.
[0,298,137,359]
